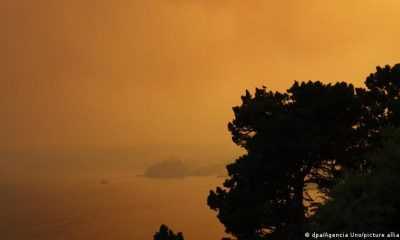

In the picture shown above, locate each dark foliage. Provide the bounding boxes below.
[208,64,400,240]
[311,128,400,232]
[154,224,184,240]
[208,81,361,239]
[355,64,400,168]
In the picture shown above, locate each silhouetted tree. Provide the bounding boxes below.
[208,64,400,239]
[355,64,400,166]
[311,128,400,232]
[208,81,362,239]
[154,224,184,240]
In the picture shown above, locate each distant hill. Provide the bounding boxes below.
[143,160,227,178]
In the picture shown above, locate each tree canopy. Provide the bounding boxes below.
[208,64,400,239]
[154,224,184,240]
[311,128,400,232]
[208,81,361,239]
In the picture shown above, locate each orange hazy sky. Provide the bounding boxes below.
[1,0,400,150]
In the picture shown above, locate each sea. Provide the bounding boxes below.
[0,169,227,240]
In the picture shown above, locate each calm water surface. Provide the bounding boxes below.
[0,170,226,240]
